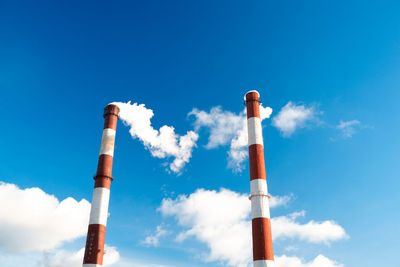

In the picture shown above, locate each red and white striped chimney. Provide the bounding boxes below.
[245,91,275,267]
[83,104,119,267]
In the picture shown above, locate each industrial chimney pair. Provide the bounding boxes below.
[82,91,274,267]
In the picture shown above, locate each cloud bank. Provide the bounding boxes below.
[159,188,347,267]
[0,182,90,253]
[113,102,199,173]
[272,102,316,137]
[45,245,120,267]
[189,105,272,171]
[0,181,123,266]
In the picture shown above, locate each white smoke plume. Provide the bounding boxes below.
[113,102,199,173]
[189,105,272,172]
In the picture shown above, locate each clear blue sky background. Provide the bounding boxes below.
[1,1,400,266]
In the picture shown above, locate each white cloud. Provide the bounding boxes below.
[141,225,168,247]
[269,194,292,208]
[272,102,316,137]
[0,247,173,267]
[113,101,199,173]
[159,188,345,267]
[45,245,119,267]
[275,254,343,267]
[159,188,251,267]
[336,120,361,138]
[189,105,272,172]
[0,250,42,267]
[272,211,348,244]
[110,260,173,267]
[0,182,90,253]
[0,181,151,267]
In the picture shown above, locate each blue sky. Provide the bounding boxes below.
[1,1,400,266]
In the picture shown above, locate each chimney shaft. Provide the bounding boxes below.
[83,104,119,267]
[245,91,275,267]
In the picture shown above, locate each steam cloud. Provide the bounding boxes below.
[113,102,199,173]
[189,105,272,172]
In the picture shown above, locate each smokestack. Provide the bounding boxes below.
[83,104,119,267]
[245,91,275,267]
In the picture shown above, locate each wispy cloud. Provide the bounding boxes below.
[336,120,361,138]
[272,102,317,137]
[159,188,346,267]
[284,245,299,252]
[270,193,293,208]
[0,181,90,253]
[113,102,199,173]
[141,225,168,247]
[275,254,343,267]
[189,105,272,172]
